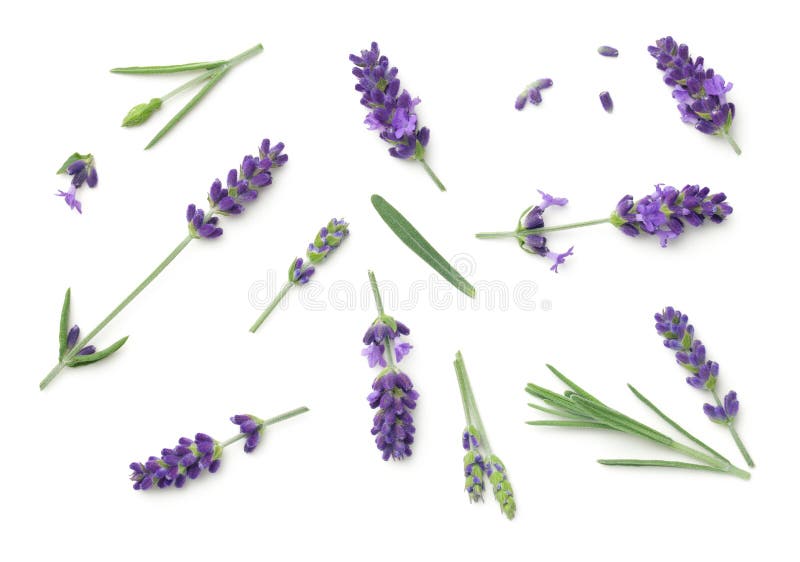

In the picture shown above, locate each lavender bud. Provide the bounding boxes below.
[121,98,163,127]
[597,45,619,57]
[599,91,613,113]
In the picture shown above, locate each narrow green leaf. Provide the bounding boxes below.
[627,384,731,464]
[597,459,723,472]
[525,383,588,417]
[145,69,228,150]
[526,402,592,420]
[58,288,71,361]
[67,336,128,367]
[56,153,89,174]
[546,364,602,403]
[526,420,611,429]
[110,61,226,74]
[570,396,673,445]
[370,195,475,298]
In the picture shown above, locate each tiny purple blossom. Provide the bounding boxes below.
[515,78,553,110]
[598,45,619,57]
[230,414,264,453]
[599,91,613,113]
[395,342,413,362]
[704,391,739,423]
[362,343,387,368]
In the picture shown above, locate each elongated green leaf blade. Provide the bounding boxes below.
[370,195,475,298]
[526,420,611,429]
[58,288,71,361]
[597,459,723,472]
[110,61,226,74]
[67,336,128,367]
[546,364,602,403]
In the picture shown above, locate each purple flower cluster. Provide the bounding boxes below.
[611,184,732,247]
[350,42,430,159]
[187,138,287,239]
[648,36,737,150]
[129,432,221,490]
[64,325,96,357]
[462,426,485,502]
[655,306,740,423]
[290,218,350,284]
[517,190,573,272]
[361,319,411,368]
[515,78,553,110]
[230,414,264,453]
[56,154,98,214]
[368,371,418,461]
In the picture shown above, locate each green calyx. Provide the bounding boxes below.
[122,98,163,127]
[56,152,93,174]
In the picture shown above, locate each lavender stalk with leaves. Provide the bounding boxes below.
[655,307,754,467]
[476,184,732,272]
[249,218,349,332]
[113,44,263,149]
[364,271,418,461]
[130,406,308,490]
[55,152,98,213]
[40,138,287,390]
[648,36,740,154]
[526,365,751,479]
[350,42,446,192]
[454,351,516,520]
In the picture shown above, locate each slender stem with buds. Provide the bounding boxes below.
[219,407,309,448]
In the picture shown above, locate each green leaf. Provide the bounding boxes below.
[67,336,128,367]
[110,61,227,74]
[526,420,611,429]
[58,288,71,361]
[370,195,475,298]
[527,402,593,420]
[121,98,162,127]
[145,69,228,150]
[56,153,90,174]
[545,364,602,403]
[597,459,724,472]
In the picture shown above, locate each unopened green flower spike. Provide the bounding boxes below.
[112,44,263,149]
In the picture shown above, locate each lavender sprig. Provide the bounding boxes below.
[55,152,98,213]
[648,36,740,154]
[475,184,732,271]
[655,307,754,467]
[129,407,308,490]
[249,218,350,332]
[113,44,263,150]
[515,78,553,110]
[40,138,287,390]
[350,42,446,192]
[526,365,750,479]
[454,351,516,520]
[364,271,418,461]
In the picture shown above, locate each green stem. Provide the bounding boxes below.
[669,441,750,479]
[110,61,227,74]
[418,159,446,192]
[724,132,741,155]
[475,218,611,239]
[219,406,309,448]
[367,270,385,315]
[711,389,755,467]
[40,235,194,390]
[161,68,217,102]
[367,270,398,372]
[455,351,491,454]
[249,281,294,333]
[225,44,264,67]
[598,459,726,472]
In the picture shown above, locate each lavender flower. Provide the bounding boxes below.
[55,153,98,213]
[517,190,573,272]
[365,271,419,461]
[598,46,619,57]
[515,78,553,110]
[187,139,287,240]
[130,432,222,490]
[129,407,308,491]
[655,307,753,466]
[462,426,486,502]
[486,455,516,519]
[368,371,419,461]
[64,325,98,357]
[648,36,740,154]
[249,218,349,332]
[611,184,732,247]
[599,91,613,113]
[350,42,445,191]
[704,391,739,423]
[230,414,265,453]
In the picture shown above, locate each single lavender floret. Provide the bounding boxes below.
[654,307,753,467]
[515,78,553,110]
[516,190,573,272]
[55,153,98,213]
[349,42,445,191]
[230,414,265,453]
[599,91,613,113]
[648,36,740,154]
[598,46,619,57]
[187,139,287,240]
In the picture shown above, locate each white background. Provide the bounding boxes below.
[1,1,796,560]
